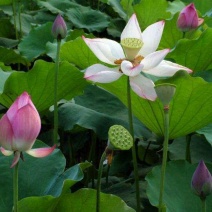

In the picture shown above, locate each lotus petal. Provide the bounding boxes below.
[130,74,157,101]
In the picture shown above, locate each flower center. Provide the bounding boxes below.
[121,38,143,60]
[114,55,144,73]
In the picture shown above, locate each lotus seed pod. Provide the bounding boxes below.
[108,125,133,150]
[155,83,176,106]
[121,38,143,60]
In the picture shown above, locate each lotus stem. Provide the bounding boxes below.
[13,162,19,212]
[53,39,61,144]
[182,32,186,39]
[18,1,22,40]
[158,106,170,211]
[185,134,191,163]
[127,76,141,212]
[96,151,106,212]
[201,198,206,212]
[12,0,18,40]
[106,165,110,188]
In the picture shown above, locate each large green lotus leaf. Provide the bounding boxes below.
[106,0,127,20]
[18,188,135,212]
[14,13,35,35]
[0,47,29,65]
[195,69,212,82]
[0,18,15,38]
[60,37,101,69]
[2,7,35,35]
[169,134,212,163]
[133,0,171,30]
[0,61,12,71]
[168,28,212,73]
[48,162,91,196]
[159,13,182,49]
[159,13,202,49]
[121,0,134,19]
[146,160,212,211]
[196,123,212,145]
[0,140,90,212]
[0,37,18,48]
[66,5,109,32]
[58,85,152,139]
[167,0,185,15]
[0,69,12,93]
[99,71,212,139]
[204,14,212,28]
[0,0,11,5]
[38,0,74,15]
[183,0,212,14]
[0,60,88,112]
[66,29,95,41]
[47,30,94,61]
[107,18,125,38]
[18,22,54,61]
[0,0,38,10]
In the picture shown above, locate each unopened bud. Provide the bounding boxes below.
[52,14,67,40]
[191,160,212,199]
[177,3,204,32]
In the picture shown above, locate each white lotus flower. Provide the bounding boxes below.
[83,14,192,101]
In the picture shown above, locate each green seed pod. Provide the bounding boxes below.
[155,83,176,106]
[121,38,143,60]
[108,125,133,150]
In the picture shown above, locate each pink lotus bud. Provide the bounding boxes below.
[0,92,41,152]
[191,160,212,199]
[52,14,67,40]
[0,92,55,168]
[177,3,204,32]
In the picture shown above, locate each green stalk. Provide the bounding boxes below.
[13,162,19,212]
[53,39,61,144]
[86,131,97,187]
[182,32,186,39]
[88,131,97,162]
[185,134,191,163]
[68,134,76,166]
[97,0,100,10]
[127,77,141,212]
[158,107,169,212]
[12,0,18,40]
[18,1,22,40]
[96,151,106,212]
[201,198,206,212]
[106,165,110,188]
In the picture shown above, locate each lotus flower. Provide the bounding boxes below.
[0,92,56,168]
[177,3,204,32]
[52,14,67,39]
[83,14,192,101]
[191,160,212,199]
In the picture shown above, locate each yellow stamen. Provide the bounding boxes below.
[133,55,144,66]
[114,58,124,65]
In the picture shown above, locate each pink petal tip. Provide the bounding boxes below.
[25,145,56,158]
[0,147,13,156]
